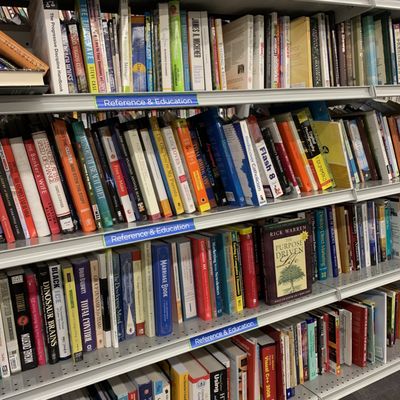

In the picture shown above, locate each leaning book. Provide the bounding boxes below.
[262,217,313,305]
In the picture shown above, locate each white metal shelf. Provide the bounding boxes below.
[375,0,400,9]
[354,179,400,201]
[303,342,400,400]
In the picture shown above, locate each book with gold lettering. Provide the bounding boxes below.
[262,218,313,305]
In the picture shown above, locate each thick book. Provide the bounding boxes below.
[158,3,172,92]
[187,11,205,90]
[151,241,173,336]
[131,15,146,92]
[362,15,378,85]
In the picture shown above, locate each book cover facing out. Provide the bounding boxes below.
[263,218,312,305]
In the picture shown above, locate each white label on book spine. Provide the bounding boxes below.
[188,12,205,90]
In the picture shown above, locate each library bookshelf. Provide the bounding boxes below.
[3,0,400,399]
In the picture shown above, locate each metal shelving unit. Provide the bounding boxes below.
[354,179,400,201]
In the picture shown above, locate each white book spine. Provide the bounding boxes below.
[159,3,172,92]
[161,126,196,213]
[361,203,371,268]
[106,250,119,348]
[169,241,183,324]
[100,133,135,222]
[124,128,161,219]
[44,8,69,93]
[98,253,111,348]
[188,11,205,90]
[247,18,254,90]
[382,116,399,177]
[0,142,29,239]
[133,252,145,332]
[0,307,10,378]
[49,262,71,358]
[340,120,360,184]
[139,129,169,210]
[282,16,290,88]
[140,241,156,337]
[318,14,330,87]
[32,131,75,231]
[0,275,21,373]
[9,137,50,237]
[89,256,104,349]
[178,241,197,319]
[253,15,264,89]
[215,19,227,91]
[240,120,267,206]
[200,11,213,91]
[119,0,131,92]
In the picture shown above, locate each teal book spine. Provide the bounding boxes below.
[144,12,154,92]
[71,121,114,228]
[362,15,378,85]
[180,10,191,91]
[215,232,234,315]
[307,318,318,381]
[385,203,392,259]
[131,16,147,92]
[315,208,328,280]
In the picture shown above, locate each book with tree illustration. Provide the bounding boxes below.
[262,217,313,304]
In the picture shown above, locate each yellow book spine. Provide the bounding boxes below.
[62,265,83,362]
[228,231,243,312]
[171,368,189,400]
[149,117,184,215]
[312,154,333,190]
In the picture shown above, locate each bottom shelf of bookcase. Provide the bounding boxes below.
[303,343,400,400]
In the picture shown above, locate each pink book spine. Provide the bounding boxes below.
[25,272,47,366]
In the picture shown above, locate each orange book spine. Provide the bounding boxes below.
[52,119,96,232]
[276,121,313,192]
[388,116,400,165]
[173,119,210,213]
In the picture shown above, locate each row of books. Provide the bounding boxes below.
[0,6,28,25]
[49,281,400,400]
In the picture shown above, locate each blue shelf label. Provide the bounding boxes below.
[190,317,259,349]
[96,94,198,109]
[103,219,196,247]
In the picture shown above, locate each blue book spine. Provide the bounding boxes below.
[138,382,153,400]
[119,250,136,339]
[152,378,164,398]
[203,110,246,207]
[145,12,154,92]
[77,0,95,67]
[362,16,378,85]
[102,19,116,92]
[215,232,234,315]
[112,252,125,342]
[72,121,114,228]
[386,204,392,259]
[367,201,377,265]
[132,17,147,92]
[326,206,339,277]
[72,258,96,352]
[356,205,366,268]
[152,241,173,336]
[209,235,223,317]
[180,10,191,91]
[315,209,328,280]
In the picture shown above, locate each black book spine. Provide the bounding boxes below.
[99,271,111,339]
[8,270,37,370]
[0,223,5,243]
[36,264,59,364]
[310,17,322,87]
[0,155,24,240]
[210,370,224,400]
[337,22,348,87]
[90,128,125,223]
[112,121,147,220]
[328,13,340,87]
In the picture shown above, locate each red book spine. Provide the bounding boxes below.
[261,345,277,400]
[190,237,212,321]
[273,142,300,195]
[0,193,15,243]
[25,272,47,366]
[1,138,37,238]
[239,231,258,308]
[24,138,60,235]
[232,335,257,400]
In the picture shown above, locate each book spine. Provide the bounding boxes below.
[261,345,277,400]
[145,12,154,92]
[131,15,146,92]
[132,249,145,335]
[48,263,71,359]
[62,263,83,362]
[9,271,37,370]
[9,137,50,237]
[109,16,123,92]
[208,236,223,317]
[98,254,111,347]
[112,252,125,343]
[140,241,156,337]
[106,250,119,347]
[119,0,131,91]
[326,206,339,277]
[159,3,172,91]
[0,194,15,243]
[61,22,78,93]
[169,241,184,323]
[315,209,328,280]
[209,16,221,90]
[188,12,205,90]
[180,10,191,91]
[362,16,378,85]
[215,19,227,90]
[25,272,46,366]
[77,0,99,92]
[72,121,113,228]
[23,137,60,235]
[89,257,104,349]
[37,265,59,364]
[200,11,213,91]
[67,22,89,93]
[31,131,75,233]
[102,17,116,92]
[152,242,173,336]
[119,251,136,339]
[271,12,280,88]
[169,1,185,91]
[0,275,21,373]
[0,303,10,378]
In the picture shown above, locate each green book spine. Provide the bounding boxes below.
[307,319,318,380]
[169,1,185,91]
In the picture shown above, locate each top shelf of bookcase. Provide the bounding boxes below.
[0,87,375,114]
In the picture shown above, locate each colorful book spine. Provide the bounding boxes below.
[169,1,185,91]
[180,10,191,91]
[152,241,173,336]
[61,22,78,93]
[207,234,224,317]
[315,209,328,280]
[131,15,147,92]
[144,12,154,92]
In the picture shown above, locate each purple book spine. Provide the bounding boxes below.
[72,258,96,352]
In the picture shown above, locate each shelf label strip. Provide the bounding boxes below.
[103,219,196,247]
[190,317,259,349]
[96,94,198,109]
